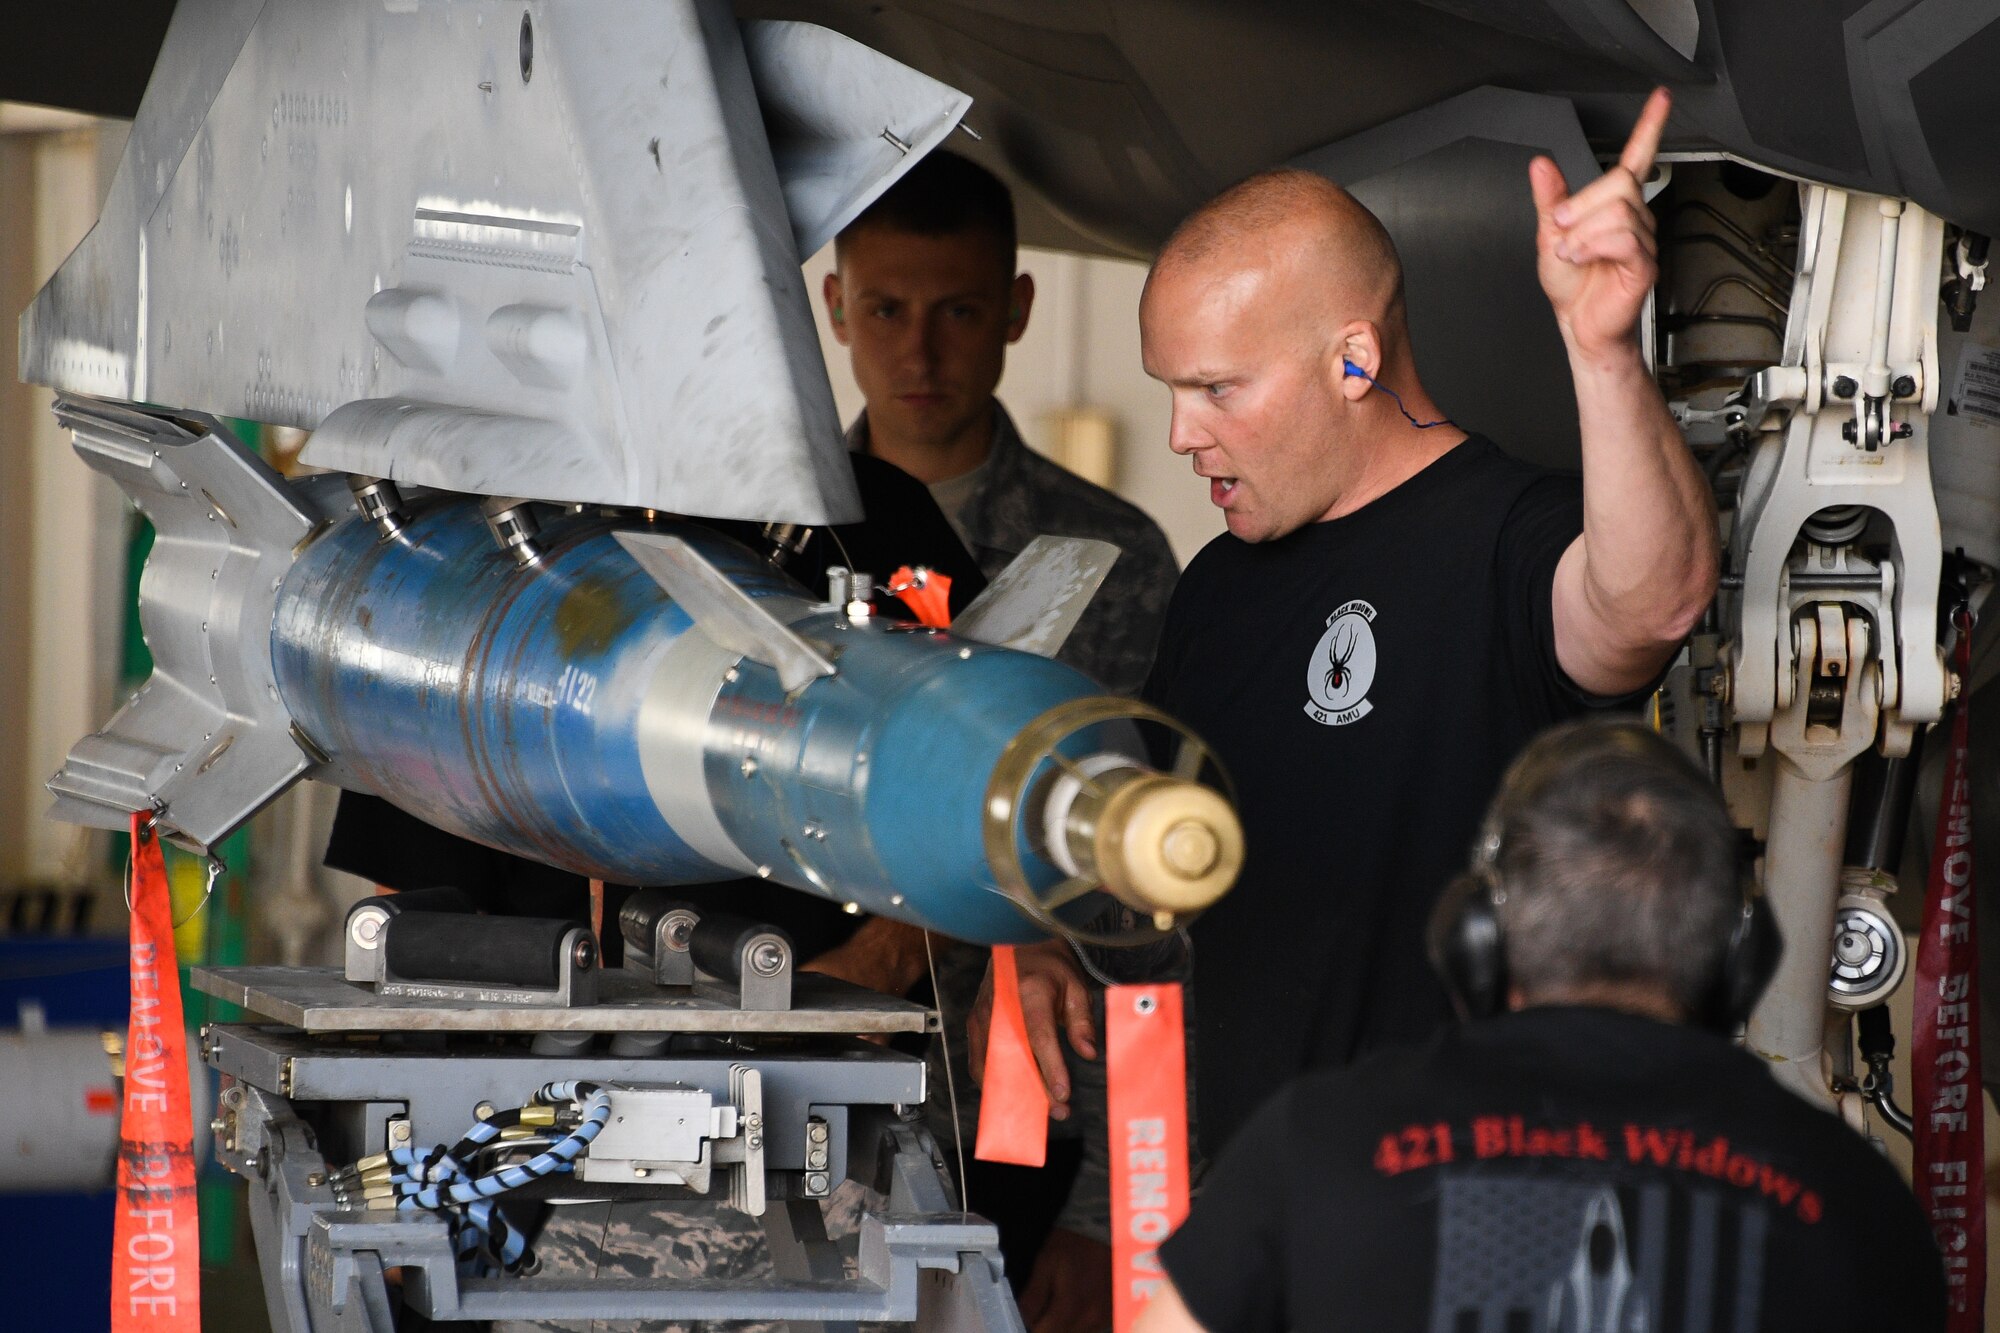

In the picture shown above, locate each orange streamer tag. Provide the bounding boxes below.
[111,815,202,1332]
[888,565,954,630]
[974,944,1051,1166]
[1108,983,1190,1333]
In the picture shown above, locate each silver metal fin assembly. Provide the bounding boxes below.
[615,531,837,693]
[45,397,330,851]
[952,536,1120,659]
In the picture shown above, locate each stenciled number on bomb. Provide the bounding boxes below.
[555,665,598,715]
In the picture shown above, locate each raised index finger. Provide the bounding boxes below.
[1617,87,1672,180]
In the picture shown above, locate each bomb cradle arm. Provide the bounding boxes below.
[202,1002,1026,1329]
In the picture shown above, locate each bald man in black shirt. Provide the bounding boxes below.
[980,91,1720,1162]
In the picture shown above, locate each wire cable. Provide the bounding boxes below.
[924,929,970,1214]
[1343,359,1455,430]
[356,1083,608,1275]
[825,524,858,581]
[1064,934,1121,989]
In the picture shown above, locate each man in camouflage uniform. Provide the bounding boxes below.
[816,148,1177,1333]
[822,149,1175,697]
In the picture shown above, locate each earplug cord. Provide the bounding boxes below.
[1343,359,1455,430]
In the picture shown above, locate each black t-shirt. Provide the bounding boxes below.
[1144,437,1616,1154]
[324,452,988,963]
[1159,1007,1945,1333]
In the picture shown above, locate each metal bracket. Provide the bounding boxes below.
[622,900,701,987]
[729,1065,767,1216]
[207,1031,1014,1331]
[348,915,601,1008]
[577,1086,728,1191]
[692,925,795,1013]
[1768,610,1880,780]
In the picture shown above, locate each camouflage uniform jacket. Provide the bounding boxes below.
[848,404,1178,695]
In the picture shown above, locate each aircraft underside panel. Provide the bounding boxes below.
[18,0,972,525]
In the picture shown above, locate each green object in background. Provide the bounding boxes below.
[122,515,155,685]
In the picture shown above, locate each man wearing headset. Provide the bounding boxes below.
[1136,720,1944,1333]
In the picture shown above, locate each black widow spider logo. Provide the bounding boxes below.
[1324,618,1360,699]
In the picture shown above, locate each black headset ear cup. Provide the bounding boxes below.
[1701,893,1782,1034]
[1427,873,1508,1022]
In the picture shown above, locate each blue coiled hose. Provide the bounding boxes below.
[379,1082,609,1274]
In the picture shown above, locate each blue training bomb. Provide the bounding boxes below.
[50,405,1241,947]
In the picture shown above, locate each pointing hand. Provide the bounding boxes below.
[1529,87,1670,361]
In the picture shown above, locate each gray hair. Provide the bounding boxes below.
[1482,720,1743,1015]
